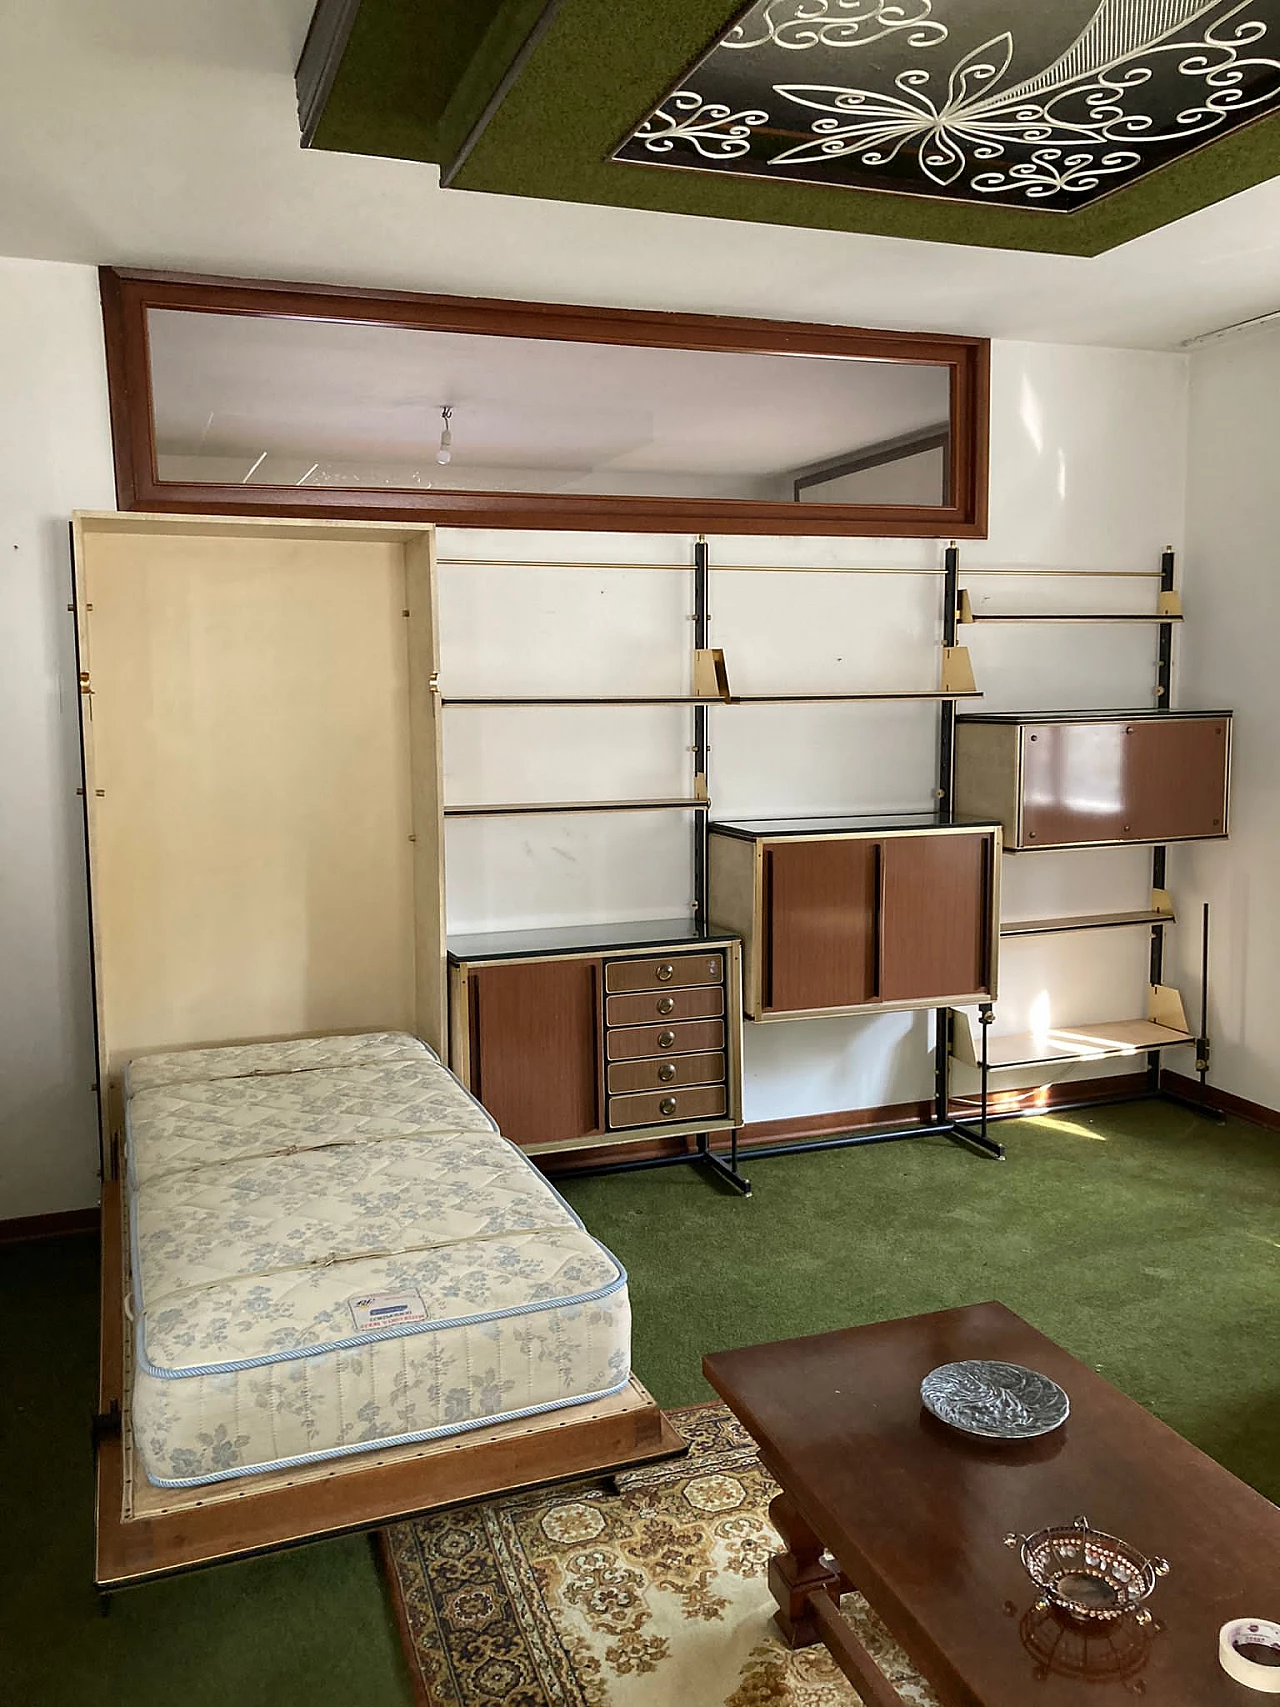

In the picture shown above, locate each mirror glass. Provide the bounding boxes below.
[148,308,952,506]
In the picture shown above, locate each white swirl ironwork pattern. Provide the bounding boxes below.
[620,0,1280,206]
[633,90,771,160]
[724,0,948,53]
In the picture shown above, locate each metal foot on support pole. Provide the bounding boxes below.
[945,1002,1004,1159]
[696,1131,752,1196]
[1160,900,1226,1124]
[947,1121,1006,1160]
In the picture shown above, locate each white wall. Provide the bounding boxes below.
[0,272,1191,1215]
[439,341,1189,1124]
[0,259,116,1217]
[1169,327,1280,1112]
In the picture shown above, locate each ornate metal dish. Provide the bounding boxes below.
[1006,1515,1170,1624]
[920,1359,1069,1439]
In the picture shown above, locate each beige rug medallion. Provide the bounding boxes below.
[380,1402,938,1706]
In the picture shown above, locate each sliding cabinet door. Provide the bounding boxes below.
[468,959,601,1147]
[762,840,877,1014]
[878,833,991,1003]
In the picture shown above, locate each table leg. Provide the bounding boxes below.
[768,1490,843,1648]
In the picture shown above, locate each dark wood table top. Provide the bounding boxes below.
[703,1301,1280,1706]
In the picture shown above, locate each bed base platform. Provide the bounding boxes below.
[94,1178,684,1590]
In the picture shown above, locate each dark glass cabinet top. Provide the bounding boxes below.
[710,811,1000,840]
[956,709,1231,725]
[448,916,737,965]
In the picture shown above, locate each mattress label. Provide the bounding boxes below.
[349,1289,429,1333]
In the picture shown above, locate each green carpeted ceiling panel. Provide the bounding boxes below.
[454,0,1280,256]
[308,0,549,166]
[305,0,1280,256]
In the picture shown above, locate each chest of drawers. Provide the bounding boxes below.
[447,923,744,1156]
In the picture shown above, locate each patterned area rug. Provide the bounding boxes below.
[380,1402,939,1706]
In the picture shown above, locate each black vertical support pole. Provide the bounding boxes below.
[1149,546,1176,1092]
[1198,901,1211,1084]
[935,543,960,1125]
[693,537,710,924]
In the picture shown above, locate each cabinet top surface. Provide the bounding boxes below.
[448,917,738,964]
[710,811,999,839]
[956,708,1231,725]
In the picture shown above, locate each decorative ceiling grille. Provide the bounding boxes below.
[614,0,1280,209]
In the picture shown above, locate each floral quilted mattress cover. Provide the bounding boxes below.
[123,1033,631,1487]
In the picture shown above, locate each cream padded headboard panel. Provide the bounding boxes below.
[81,525,419,1074]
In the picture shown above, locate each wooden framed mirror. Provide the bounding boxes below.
[101,268,988,537]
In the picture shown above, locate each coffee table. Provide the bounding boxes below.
[703,1302,1280,1705]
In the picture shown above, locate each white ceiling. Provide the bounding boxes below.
[2,0,1280,351]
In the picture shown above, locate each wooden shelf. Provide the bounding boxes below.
[441,695,724,707]
[964,1020,1195,1069]
[444,799,709,817]
[442,691,983,707]
[950,985,1194,1070]
[966,612,1182,624]
[728,691,982,704]
[1000,907,1175,937]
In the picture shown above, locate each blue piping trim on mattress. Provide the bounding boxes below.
[141,1372,634,1488]
[123,1049,629,1382]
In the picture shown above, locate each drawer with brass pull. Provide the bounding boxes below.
[605,1018,725,1061]
[603,953,724,994]
[607,1084,728,1130]
[605,985,724,1028]
[606,1051,726,1095]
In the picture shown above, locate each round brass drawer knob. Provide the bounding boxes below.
[657,1029,676,1049]
[659,1096,678,1117]
[658,1062,677,1082]
[656,963,675,983]
[656,995,676,1016]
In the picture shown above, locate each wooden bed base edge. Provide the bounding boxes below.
[94,1178,683,1589]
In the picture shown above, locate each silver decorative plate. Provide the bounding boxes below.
[921,1359,1069,1440]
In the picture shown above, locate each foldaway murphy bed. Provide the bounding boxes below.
[74,513,679,1589]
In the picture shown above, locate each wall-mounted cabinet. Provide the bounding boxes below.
[707,816,1000,1022]
[954,710,1231,850]
[447,921,743,1153]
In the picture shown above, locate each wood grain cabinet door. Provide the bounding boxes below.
[878,833,991,1004]
[1126,717,1229,840]
[468,959,600,1147]
[1019,721,1130,847]
[762,839,877,1013]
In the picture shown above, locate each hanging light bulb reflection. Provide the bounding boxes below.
[436,405,453,466]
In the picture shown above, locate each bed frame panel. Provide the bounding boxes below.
[77,512,680,1588]
[95,1179,681,1588]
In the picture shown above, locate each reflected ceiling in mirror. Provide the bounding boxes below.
[148,308,951,507]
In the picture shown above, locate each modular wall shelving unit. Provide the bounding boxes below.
[439,537,1010,1193]
[947,547,1227,1118]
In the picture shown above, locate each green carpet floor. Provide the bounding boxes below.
[2,1101,1276,1705]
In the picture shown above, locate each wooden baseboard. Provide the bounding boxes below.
[539,1077,1166,1175]
[0,1205,100,1245]
[1161,1070,1280,1132]
[538,1102,931,1175]
[734,1100,934,1147]
[948,1073,1148,1119]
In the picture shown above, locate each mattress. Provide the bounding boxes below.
[124,1034,631,1488]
